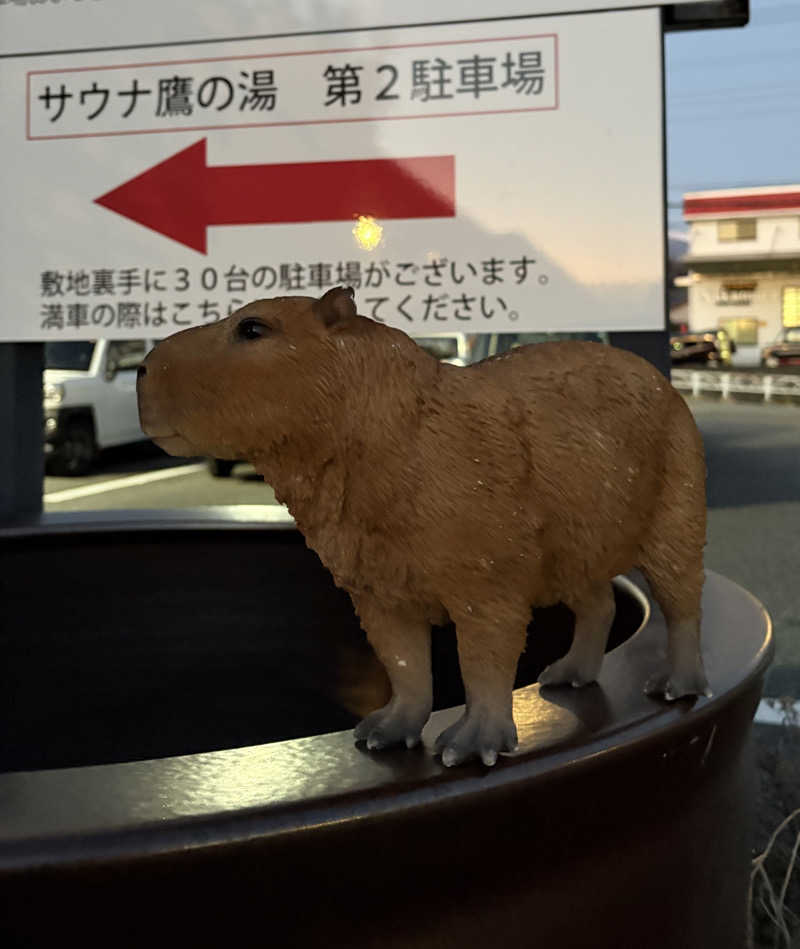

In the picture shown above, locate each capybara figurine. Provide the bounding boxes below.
[137,287,710,767]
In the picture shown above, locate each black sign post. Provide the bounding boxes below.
[0,343,44,522]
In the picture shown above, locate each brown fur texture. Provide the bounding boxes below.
[137,287,710,767]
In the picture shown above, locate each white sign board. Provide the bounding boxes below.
[0,7,664,340]
[0,0,699,57]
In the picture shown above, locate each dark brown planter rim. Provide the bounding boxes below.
[0,510,773,873]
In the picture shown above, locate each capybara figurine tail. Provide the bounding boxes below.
[138,286,710,767]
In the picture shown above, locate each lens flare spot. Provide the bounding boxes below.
[352,215,383,251]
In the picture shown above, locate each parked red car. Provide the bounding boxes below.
[761,327,800,369]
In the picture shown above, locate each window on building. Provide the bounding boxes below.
[718,317,759,346]
[782,286,800,327]
[718,281,756,305]
[717,218,757,241]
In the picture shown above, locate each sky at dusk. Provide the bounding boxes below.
[664,0,800,234]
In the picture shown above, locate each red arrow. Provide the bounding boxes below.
[95,138,455,254]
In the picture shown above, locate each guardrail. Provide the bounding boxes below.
[672,369,800,403]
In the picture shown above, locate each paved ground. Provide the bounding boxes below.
[692,398,800,698]
[44,395,800,699]
[43,447,278,510]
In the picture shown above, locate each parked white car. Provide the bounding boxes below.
[43,339,153,475]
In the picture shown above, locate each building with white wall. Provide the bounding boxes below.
[682,186,800,366]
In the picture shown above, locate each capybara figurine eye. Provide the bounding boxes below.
[236,318,272,341]
[138,286,711,768]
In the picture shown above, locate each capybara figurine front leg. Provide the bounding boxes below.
[352,597,433,751]
[433,602,529,767]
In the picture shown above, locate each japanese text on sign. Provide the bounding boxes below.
[27,33,558,139]
[37,255,546,332]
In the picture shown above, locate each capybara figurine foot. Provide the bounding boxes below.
[138,286,711,767]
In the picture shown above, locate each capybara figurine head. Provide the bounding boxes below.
[138,287,710,767]
[138,287,368,463]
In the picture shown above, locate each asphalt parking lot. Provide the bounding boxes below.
[43,396,800,699]
[44,448,279,510]
[692,399,800,698]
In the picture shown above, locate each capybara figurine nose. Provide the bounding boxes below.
[137,364,147,379]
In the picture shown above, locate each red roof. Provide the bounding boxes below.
[684,190,800,218]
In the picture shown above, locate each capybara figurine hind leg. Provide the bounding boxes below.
[538,583,617,689]
[137,287,711,768]
[638,396,710,700]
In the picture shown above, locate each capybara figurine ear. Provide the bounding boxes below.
[138,291,711,768]
[312,285,357,328]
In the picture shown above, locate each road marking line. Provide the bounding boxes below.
[44,463,206,503]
